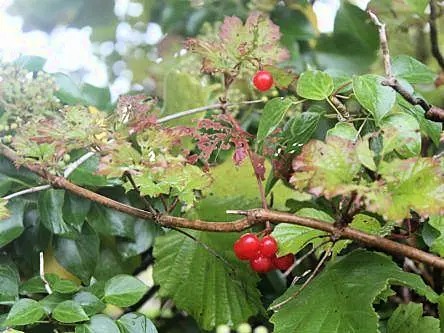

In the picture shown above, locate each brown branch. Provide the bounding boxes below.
[430,0,444,70]
[368,10,444,123]
[368,10,393,78]
[2,144,444,270]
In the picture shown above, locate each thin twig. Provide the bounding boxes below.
[39,252,52,294]
[2,144,444,269]
[167,197,180,213]
[156,99,263,124]
[368,10,393,78]
[430,0,444,70]
[333,81,352,95]
[3,184,51,200]
[124,171,157,215]
[64,151,95,178]
[2,151,96,200]
[354,116,369,143]
[172,228,233,268]
[247,149,270,230]
[368,10,444,123]
[283,240,332,277]
[270,243,333,310]
[290,269,311,287]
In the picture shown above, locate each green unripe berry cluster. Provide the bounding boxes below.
[0,64,60,123]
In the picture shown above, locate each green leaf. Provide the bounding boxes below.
[117,313,158,333]
[439,295,444,332]
[274,6,317,45]
[263,65,298,89]
[0,156,40,192]
[356,136,377,171]
[364,158,444,221]
[381,113,421,158]
[297,71,334,101]
[53,223,100,284]
[153,230,264,330]
[19,276,48,295]
[116,219,162,259]
[326,122,357,141]
[13,208,51,273]
[392,55,435,84]
[104,275,148,307]
[0,200,25,249]
[52,300,89,323]
[350,214,384,235]
[290,136,361,198]
[316,3,378,73]
[405,0,428,14]
[75,314,120,333]
[4,299,45,326]
[53,73,83,105]
[15,55,46,72]
[399,103,442,147]
[20,274,78,295]
[50,276,80,294]
[161,70,209,126]
[40,293,71,314]
[73,291,105,317]
[353,74,396,123]
[257,97,293,142]
[39,189,77,237]
[88,203,136,239]
[334,3,379,55]
[0,258,20,304]
[67,153,108,187]
[270,250,438,333]
[426,216,444,257]
[81,84,111,110]
[387,303,439,333]
[62,192,91,233]
[272,208,333,256]
[282,112,321,154]
[189,158,292,222]
[93,247,135,281]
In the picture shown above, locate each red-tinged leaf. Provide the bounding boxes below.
[186,12,288,73]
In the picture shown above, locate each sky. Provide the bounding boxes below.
[0,0,369,100]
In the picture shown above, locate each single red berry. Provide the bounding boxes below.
[260,235,278,257]
[253,70,273,92]
[250,255,273,273]
[272,254,295,271]
[233,233,261,260]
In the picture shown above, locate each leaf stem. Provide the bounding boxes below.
[270,243,333,310]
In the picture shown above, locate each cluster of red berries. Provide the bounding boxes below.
[233,233,294,273]
[253,70,273,92]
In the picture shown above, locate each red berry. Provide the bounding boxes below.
[260,235,278,257]
[253,71,273,91]
[250,255,273,273]
[233,233,261,260]
[272,254,295,271]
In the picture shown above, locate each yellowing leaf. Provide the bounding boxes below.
[290,136,361,198]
